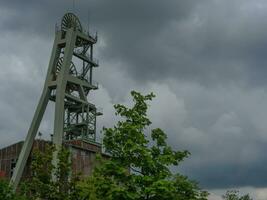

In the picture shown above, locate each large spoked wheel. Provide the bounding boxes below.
[61,13,83,32]
[56,57,78,76]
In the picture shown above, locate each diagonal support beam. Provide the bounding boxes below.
[10,32,62,190]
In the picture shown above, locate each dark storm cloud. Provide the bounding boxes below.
[3,0,267,193]
[0,0,208,80]
[160,82,267,188]
[2,0,267,87]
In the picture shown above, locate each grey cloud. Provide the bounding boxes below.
[159,82,267,188]
[3,0,267,86]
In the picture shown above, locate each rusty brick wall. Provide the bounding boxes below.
[0,141,23,179]
[0,140,104,180]
[71,148,100,176]
[0,140,52,180]
[67,140,102,176]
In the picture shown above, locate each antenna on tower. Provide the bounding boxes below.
[87,9,90,33]
[72,0,75,12]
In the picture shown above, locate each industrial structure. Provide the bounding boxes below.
[0,139,102,180]
[5,12,102,189]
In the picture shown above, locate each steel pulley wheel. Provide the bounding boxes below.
[61,13,83,32]
[56,57,78,76]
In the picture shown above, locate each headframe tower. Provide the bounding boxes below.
[10,13,101,189]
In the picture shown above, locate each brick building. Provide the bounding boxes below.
[0,139,103,181]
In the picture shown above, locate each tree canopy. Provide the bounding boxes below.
[222,190,253,200]
[78,91,208,200]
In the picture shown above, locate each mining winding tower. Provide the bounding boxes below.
[9,12,102,189]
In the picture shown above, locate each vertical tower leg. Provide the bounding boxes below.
[52,29,76,180]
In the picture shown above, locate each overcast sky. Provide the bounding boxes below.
[2,0,267,199]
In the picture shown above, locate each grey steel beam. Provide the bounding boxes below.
[51,29,76,180]
[67,75,97,89]
[77,32,97,43]
[65,94,89,105]
[10,32,62,189]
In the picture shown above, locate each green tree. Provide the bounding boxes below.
[222,190,253,200]
[0,179,14,200]
[78,91,208,200]
[21,145,79,200]
[0,179,26,200]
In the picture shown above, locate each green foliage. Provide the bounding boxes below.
[78,91,208,200]
[21,145,79,200]
[0,179,26,200]
[222,190,253,200]
[0,179,14,200]
[22,145,54,199]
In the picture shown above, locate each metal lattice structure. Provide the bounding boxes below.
[10,13,101,189]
